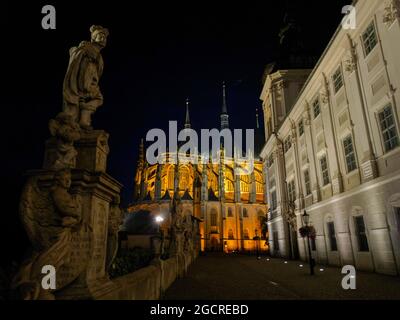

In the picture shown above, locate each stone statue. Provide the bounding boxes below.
[12,169,90,300]
[48,112,81,170]
[168,198,185,256]
[63,25,109,129]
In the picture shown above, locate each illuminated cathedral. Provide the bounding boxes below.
[128,84,269,252]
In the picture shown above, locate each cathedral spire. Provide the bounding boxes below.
[220,81,229,129]
[185,98,191,129]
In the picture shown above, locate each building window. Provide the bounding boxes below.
[256,181,263,194]
[167,166,175,190]
[242,208,248,218]
[343,135,357,173]
[313,98,321,118]
[284,136,292,153]
[255,172,263,193]
[273,231,279,251]
[379,104,399,152]
[304,169,311,196]
[354,216,369,252]
[243,229,249,239]
[327,221,338,251]
[320,155,330,186]
[210,212,217,227]
[298,119,304,136]
[225,180,234,192]
[227,208,233,217]
[228,229,234,239]
[362,22,378,56]
[287,180,296,203]
[271,190,277,210]
[332,67,344,93]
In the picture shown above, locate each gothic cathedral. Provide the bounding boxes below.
[128,84,269,253]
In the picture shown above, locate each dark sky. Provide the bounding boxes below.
[1,0,349,264]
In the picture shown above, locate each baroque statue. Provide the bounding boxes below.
[63,25,109,130]
[12,169,91,300]
[168,198,185,256]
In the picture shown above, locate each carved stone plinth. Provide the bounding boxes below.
[57,169,121,299]
[75,130,110,173]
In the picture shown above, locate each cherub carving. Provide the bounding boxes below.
[12,169,90,300]
[48,112,81,170]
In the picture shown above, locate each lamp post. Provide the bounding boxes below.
[301,210,314,275]
[255,229,260,259]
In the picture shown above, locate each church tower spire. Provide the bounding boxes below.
[220,81,229,130]
[185,98,191,129]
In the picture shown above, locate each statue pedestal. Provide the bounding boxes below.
[25,168,122,300]
[39,130,121,299]
[43,130,110,173]
[75,130,109,173]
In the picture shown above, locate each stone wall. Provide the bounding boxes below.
[92,252,197,300]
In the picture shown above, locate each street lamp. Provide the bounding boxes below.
[155,215,165,258]
[255,229,260,259]
[155,215,164,224]
[301,210,315,275]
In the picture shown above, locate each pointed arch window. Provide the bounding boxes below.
[167,166,174,190]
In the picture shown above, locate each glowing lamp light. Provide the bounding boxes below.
[284,261,288,264]
[155,215,164,223]
[299,264,303,267]
[319,268,324,272]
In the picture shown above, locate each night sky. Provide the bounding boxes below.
[2,1,349,265]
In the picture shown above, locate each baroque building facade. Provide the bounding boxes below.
[261,0,400,275]
[128,85,269,253]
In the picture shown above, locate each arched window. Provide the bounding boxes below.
[179,166,190,191]
[240,175,250,193]
[243,229,249,239]
[225,179,234,192]
[167,166,174,190]
[242,208,248,218]
[210,210,217,227]
[227,208,233,217]
[228,229,234,239]
[225,169,234,192]
[255,172,263,194]
[208,173,218,193]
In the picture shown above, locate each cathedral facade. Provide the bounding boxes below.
[128,85,269,253]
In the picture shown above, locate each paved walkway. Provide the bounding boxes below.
[163,253,400,300]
